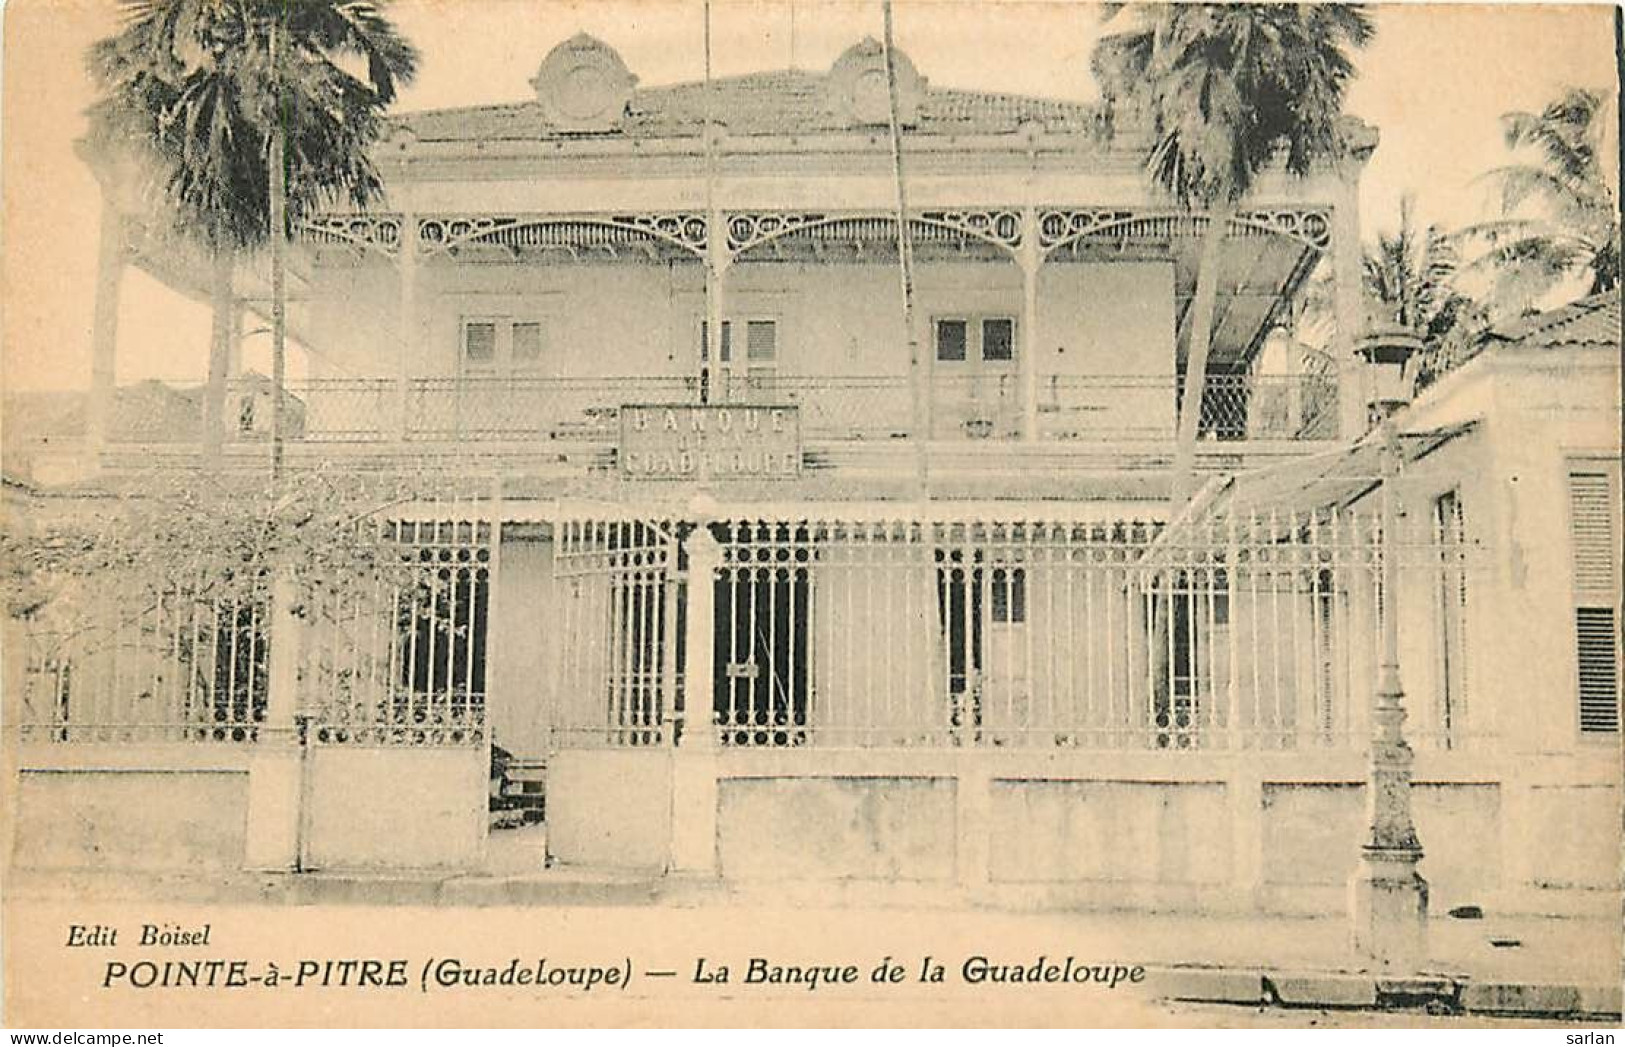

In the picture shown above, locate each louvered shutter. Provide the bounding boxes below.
[1568,466,1622,733]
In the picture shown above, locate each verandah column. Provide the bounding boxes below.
[1332,161,1370,441]
[85,196,126,468]
[703,201,729,405]
[395,211,418,440]
[1019,209,1041,442]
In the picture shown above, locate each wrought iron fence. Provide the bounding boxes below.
[18,572,271,743]
[18,498,1480,755]
[694,510,1476,751]
[16,480,498,749]
[548,518,679,749]
[301,516,493,747]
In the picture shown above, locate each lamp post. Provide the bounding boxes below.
[1349,322,1428,970]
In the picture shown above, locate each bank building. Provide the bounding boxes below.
[7,34,1620,923]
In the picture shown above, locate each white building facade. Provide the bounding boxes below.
[10,37,1620,918]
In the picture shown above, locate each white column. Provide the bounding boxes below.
[245,568,304,871]
[955,757,993,887]
[263,569,302,729]
[1228,766,1265,905]
[396,212,418,440]
[681,525,721,749]
[703,158,727,405]
[86,197,125,463]
[1019,211,1041,442]
[671,521,721,875]
[1332,167,1369,441]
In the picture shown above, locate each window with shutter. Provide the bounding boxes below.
[1434,489,1468,746]
[935,319,968,362]
[511,321,545,365]
[461,317,547,372]
[745,320,777,363]
[1568,463,1622,734]
[462,320,497,365]
[702,318,777,396]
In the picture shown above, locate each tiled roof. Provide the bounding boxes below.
[394,69,1102,143]
[1487,291,1622,350]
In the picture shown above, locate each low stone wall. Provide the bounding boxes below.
[304,745,487,870]
[12,764,249,873]
[555,746,1620,916]
[718,776,956,881]
[547,748,672,870]
[1525,783,1623,890]
[989,779,1231,886]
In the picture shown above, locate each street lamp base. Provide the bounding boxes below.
[1350,847,1429,971]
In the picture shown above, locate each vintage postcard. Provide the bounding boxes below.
[2,0,1621,1032]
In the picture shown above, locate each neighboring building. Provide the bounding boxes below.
[8,37,1618,916]
[1181,292,1623,911]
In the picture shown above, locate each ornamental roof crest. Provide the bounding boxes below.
[826,36,926,128]
[529,33,638,133]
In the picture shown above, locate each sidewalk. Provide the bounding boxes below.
[8,821,1620,1021]
[9,857,1618,1021]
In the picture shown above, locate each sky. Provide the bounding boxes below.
[1,0,1618,392]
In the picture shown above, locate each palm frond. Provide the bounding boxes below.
[1092,3,1374,206]
[85,0,418,256]
[1463,84,1618,313]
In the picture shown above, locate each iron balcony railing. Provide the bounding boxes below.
[103,373,1339,445]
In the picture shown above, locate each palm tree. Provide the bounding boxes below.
[86,0,418,478]
[1363,197,1488,390]
[1091,3,1375,506]
[1459,86,1619,317]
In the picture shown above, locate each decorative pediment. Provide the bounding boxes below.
[826,37,925,128]
[530,33,637,133]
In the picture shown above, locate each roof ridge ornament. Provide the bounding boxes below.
[530,33,638,133]
[827,36,925,128]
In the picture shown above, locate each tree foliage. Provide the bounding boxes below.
[1459,86,1620,315]
[1091,3,1375,512]
[86,0,419,254]
[2,467,450,643]
[1092,3,1375,207]
[1363,196,1489,390]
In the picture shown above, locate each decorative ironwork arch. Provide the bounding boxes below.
[297,214,404,258]
[416,213,708,259]
[726,209,1024,259]
[1036,207,1331,257]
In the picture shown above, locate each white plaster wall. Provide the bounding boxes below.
[546,748,672,869]
[1526,783,1623,889]
[987,779,1232,885]
[1390,432,1495,747]
[1259,780,1505,910]
[1482,356,1622,755]
[716,775,957,881]
[307,261,405,380]
[1400,350,1622,756]
[12,770,247,872]
[304,746,486,869]
[305,257,1175,411]
[390,147,1345,217]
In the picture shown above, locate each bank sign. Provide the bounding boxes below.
[619,404,802,480]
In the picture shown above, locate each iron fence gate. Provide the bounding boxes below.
[551,516,680,747]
